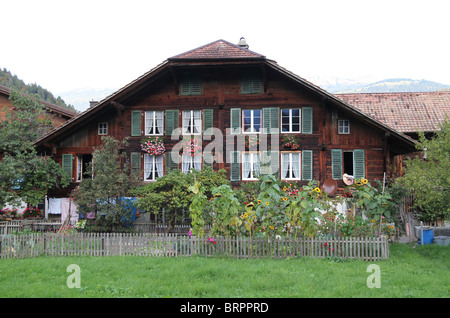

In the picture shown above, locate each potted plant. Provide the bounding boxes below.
[281,135,300,150]
[141,136,166,155]
[245,135,259,149]
[181,136,202,156]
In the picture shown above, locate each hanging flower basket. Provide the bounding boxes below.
[281,135,300,150]
[181,137,202,156]
[141,136,166,155]
[245,135,260,149]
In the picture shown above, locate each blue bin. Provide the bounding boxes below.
[419,229,434,245]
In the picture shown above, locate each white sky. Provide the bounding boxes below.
[1,0,449,99]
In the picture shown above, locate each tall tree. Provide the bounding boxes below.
[398,119,450,222]
[0,89,69,208]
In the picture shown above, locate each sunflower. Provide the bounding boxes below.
[244,213,248,218]
[314,187,321,193]
[361,178,368,184]
[269,226,274,230]
[240,214,245,219]
[257,200,261,204]
[265,201,270,206]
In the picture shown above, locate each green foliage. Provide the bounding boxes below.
[134,167,229,233]
[74,136,140,232]
[0,89,69,207]
[209,184,242,236]
[398,119,450,222]
[0,67,76,111]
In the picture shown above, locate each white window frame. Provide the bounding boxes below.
[281,152,301,180]
[242,152,261,180]
[145,111,164,135]
[242,109,262,134]
[77,155,83,181]
[338,120,350,134]
[98,122,108,135]
[181,154,202,173]
[281,108,301,133]
[144,154,164,181]
[182,110,202,135]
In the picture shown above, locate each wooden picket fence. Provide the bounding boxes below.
[0,233,389,261]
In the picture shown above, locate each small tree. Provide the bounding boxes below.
[0,89,68,209]
[398,119,450,222]
[134,167,229,233]
[74,136,140,232]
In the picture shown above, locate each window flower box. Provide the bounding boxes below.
[141,136,166,155]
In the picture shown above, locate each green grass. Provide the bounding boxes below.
[0,243,448,298]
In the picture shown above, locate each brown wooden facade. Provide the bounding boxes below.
[35,40,416,196]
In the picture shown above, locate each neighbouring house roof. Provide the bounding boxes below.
[33,39,417,154]
[0,84,78,118]
[335,91,450,134]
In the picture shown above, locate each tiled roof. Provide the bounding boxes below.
[335,91,450,133]
[169,39,265,59]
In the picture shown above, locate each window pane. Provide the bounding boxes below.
[291,109,300,117]
[292,124,300,132]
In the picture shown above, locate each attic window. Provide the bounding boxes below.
[180,78,202,95]
[241,74,262,94]
[98,122,108,135]
[338,120,350,134]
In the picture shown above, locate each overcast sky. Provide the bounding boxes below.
[2,0,449,105]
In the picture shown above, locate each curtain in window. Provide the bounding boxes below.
[155,155,163,178]
[182,111,191,134]
[155,112,163,135]
[144,154,153,180]
[281,153,289,179]
[182,154,191,173]
[193,110,201,134]
[253,153,260,177]
[292,153,300,179]
[193,154,201,171]
[145,112,154,135]
[243,153,251,179]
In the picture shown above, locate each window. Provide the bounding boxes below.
[180,78,201,95]
[98,122,108,135]
[76,154,93,181]
[145,111,164,135]
[144,154,164,181]
[242,109,261,133]
[281,152,301,180]
[242,152,260,180]
[182,154,202,173]
[338,120,350,134]
[281,109,301,133]
[241,74,262,94]
[182,110,202,135]
[331,149,365,180]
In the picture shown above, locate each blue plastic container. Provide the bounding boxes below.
[419,229,434,245]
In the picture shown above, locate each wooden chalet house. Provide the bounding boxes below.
[35,39,416,199]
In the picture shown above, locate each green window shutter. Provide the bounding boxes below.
[230,108,241,134]
[242,76,262,94]
[203,109,214,135]
[203,150,213,167]
[62,154,73,180]
[165,152,179,171]
[353,149,365,179]
[302,150,313,181]
[262,107,279,134]
[302,107,313,134]
[180,79,202,95]
[165,110,179,135]
[230,151,241,181]
[131,110,141,136]
[331,149,343,180]
[130,152,141,173]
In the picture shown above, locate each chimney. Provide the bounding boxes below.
[90,100,99,108]
[238,37,249,49]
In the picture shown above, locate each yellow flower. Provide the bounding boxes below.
[244,213,248,218]
[361,178,368,184]
[283,197,288,201]
[314,187,321,193]
[265,201,270,206]
[372,219,375,223]
[240,214,244,219]
[269,226,274,230]
[257,200,261,204]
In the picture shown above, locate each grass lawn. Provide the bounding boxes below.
[0,243,448,298]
